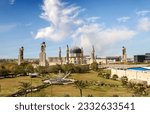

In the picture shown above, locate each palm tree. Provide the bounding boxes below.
[19,82,31,97]
[74,80,87,97]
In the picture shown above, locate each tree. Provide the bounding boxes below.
[61,64,74,73]
[37,66,48,75]
[25,64,34,74]
[102,73,111,79]
[91,62,98,71]
[121,76,128,86]
[74,80,87,97]
[73,65,81,73]
[133,84,148,96]
[0,66,10,77]
[48,65,62,73]
[112,74,118,80]
[19,82,31,97]
[12,65,26,75]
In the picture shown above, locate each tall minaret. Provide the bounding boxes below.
[39,42,46,66]
[59,47,62,65]
[18,46,24,65]
[66,45,69,64]
[81,47,84,64]
[91,45,96,63]
[122,46,127,63]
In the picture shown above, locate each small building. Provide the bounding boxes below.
[106,56,121,64]
[145,53,150,63]
[134,55,145,63]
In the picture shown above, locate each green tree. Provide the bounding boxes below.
[121,76,128,86]
[91,62,98,71]
[48,65,62,73]
[61,64,74,73]
[73,65,81,73]
[25,64,34,74]
[112,74,118,80]
[19,82,31,97]
[0,66,10,77]
[74,80,88,97]
[37,66,48,75]
[133,84,148,96]
[12,65,26,75]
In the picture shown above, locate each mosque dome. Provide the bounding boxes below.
[70,46,82,53]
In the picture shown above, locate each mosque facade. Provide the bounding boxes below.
[18,42,128,66]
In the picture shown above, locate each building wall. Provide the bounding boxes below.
[111,69,150,85]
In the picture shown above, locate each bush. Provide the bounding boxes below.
[64,94,70,97]
[61,64,74,73]
[133,83,148,96]
[121,76,128,86]
[87,94,93,97]
[61,64,89,73]
[91,62,98,71]
[127,81,136,89]
[112,94,119,97]
[48,65,62,73]
[112,74,118,80]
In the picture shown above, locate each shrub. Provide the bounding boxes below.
[112,94,119,97]
[121,76,128,86]
[64,94,70,97]
[112,74,118,80]
[133,83,148,96]
[91,62,98,71]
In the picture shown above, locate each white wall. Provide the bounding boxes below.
[111,69,150,85]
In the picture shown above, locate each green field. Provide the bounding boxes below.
[31,71,133,97]
[0,76,43,96]
[0,71,150,97]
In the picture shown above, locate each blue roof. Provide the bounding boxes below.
[128,67,150,71]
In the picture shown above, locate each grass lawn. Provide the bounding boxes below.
[32,84,133,97]
[0,76,42,96]
[32,71,134,97]
[70,71,121,85]
[1,71,150,97]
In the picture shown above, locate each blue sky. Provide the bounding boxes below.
[1,0,150,58]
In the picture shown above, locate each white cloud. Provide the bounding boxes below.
[138,17,150,31]
[35,0,83,41]
[9,0,16,5]
[87,16,100,23]
[36,0,137,55]
[73,24,136,54]
[117,16,130,23]
[136,10,150,16]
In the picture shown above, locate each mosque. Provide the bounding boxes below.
[48,44,96,66]
[18,42,127,66]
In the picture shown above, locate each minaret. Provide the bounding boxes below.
[122,46,127,63]
[18,46,24,65]
[39,42,46,66]
[91,45,96,63]
[66,45,69,64]
[59,47,62,65]
[81,47,84,64]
